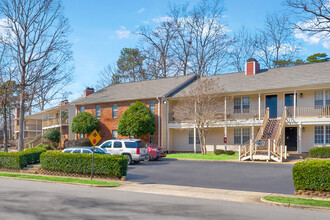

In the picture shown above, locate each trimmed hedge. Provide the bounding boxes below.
[0,147,47,169]
[225,150,235,155]
[214,149,225,155]
[292,160,330,191]
[0,152,26,169]
[40,152,128,178]
[309,147,330,158]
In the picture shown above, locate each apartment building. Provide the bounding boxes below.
[70,75,197,147]
[165,60,330,161]
[14,100,76,148]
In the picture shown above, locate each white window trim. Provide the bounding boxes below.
[234,97,250,113]
[96,105,101,119]
[234,128,250,145]
[314,125,330,145]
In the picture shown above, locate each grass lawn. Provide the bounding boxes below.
[0,172,120,186]
[166,153,238,160]
[264,196,330,208]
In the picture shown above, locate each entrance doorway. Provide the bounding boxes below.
[285,127,297,151]
[266,95,277,118]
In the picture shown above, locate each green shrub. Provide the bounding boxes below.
[43,129,60,145]
[21,147,47,164]
[40,152,128,178]
[309,147,330,158]
[214,149,225,155]
[292,160,330,191]
[0,147,47,169]
[225,150,235,155]
[0,152,26,169]
[64,138,92,148]
[38,144,54,151]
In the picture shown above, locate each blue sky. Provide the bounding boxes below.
[62,0,329,101]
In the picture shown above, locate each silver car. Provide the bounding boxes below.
[97,139,148,164]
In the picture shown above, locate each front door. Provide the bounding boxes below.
[285,127,297,151]
[285,93,295,116]
[266,95,278,118]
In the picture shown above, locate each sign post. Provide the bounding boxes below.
[88,130,101,181]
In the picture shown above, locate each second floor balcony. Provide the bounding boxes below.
[42,117,69,128]
[15,123,42,132]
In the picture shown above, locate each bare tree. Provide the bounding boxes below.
[95,64,121,90]
[286,0,330,37]
[188,0,230,76]
[230,26,256,72]
[255,13,300,69]
[138,18,177,78]
[0,0,72,151]
[173,78,225,154]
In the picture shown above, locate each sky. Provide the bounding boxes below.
[61,0,330,102]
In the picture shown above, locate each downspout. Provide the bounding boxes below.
[156,97,161,148]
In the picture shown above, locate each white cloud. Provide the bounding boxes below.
[137,8,145,14]
[152,16,171,23]
[294,19,330,49]
[115,26,130,39]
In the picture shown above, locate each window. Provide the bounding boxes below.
[234,97,250,113]
[149,134,155,144]
[112,130,118,139]
[80,106,85,113]
[150,101,156,115]
[72,149,81,153]
[63,149,72,153]
[326,91,330,105]
[314,91,323,107]
[125,142,138,148]
[315,126,324,144]
[114,141,122,148]
[101,141,112,148]
[314,125,330,144]
[234,128,250,145]
[82,149,91,154]
[112,104,118,118]
[189,129,200,144]
[96,105,100,119]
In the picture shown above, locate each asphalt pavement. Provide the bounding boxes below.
[0,178,327,220]
[127,159,295,194]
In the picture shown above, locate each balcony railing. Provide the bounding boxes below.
[15,124,42,131]
[42,117,69,127]
[169,108,265,123]
[286,106,330,118]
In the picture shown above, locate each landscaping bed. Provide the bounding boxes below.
[166,153,238,160]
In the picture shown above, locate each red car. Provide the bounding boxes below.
[146,144,167,161]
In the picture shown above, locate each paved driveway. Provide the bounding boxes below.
[127,159,295,194]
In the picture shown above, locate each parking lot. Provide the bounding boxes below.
[126,159,295,194]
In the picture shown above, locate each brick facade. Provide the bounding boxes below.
[76,99,161,145]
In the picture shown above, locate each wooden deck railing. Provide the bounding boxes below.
[15,124,42,131]
[286,105,330,118]
[42,117,69,127]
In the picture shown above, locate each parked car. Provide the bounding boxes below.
[97,139,148,165]
[146,143,167,161]
[62,147,108,155]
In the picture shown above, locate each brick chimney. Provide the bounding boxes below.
[59,100,69,106]
[84,87,94,97]
[245,58,260,75]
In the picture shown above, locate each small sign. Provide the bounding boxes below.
[223,137,227,144]
[255,140,265,146]
[88,130,101,146]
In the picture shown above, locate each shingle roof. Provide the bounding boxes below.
[172,62,330,97]
[71,75,196,105]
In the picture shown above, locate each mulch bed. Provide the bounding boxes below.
[295,190,330,198]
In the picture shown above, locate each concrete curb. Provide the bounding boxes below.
[167,158,298,164]
[260,197,330,212]
[0,176,120,188]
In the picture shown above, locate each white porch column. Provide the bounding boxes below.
[157,98,161,148]
[251,124,254,140]
[166,100,169,152]
[293,90,296,119]
[258,93,261,120]
[298,123,302,153]
[224,96,227,121]
[193,125,197,154]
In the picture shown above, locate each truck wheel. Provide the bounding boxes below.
[124,154,133,165]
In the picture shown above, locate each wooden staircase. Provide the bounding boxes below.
[239,108,287,162]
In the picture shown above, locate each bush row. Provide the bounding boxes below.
[292,160,329,191]
[40,152,128,178]
[214,149,235,155]
[309,146,330,158]
[0,147,47,169]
